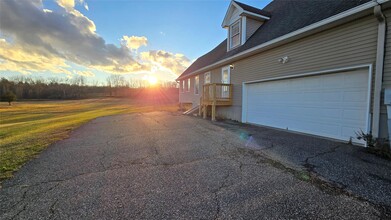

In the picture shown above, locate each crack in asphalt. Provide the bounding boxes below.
[212,172,231,220]
[7,182,60,220]
[304,144,343,167]
[2,155,229,192]
[49,198,59,219]
[367,173,391,184]
[4,189,28,215]
[302,144,351,192]
[240,144,391,219]
[212,120,391,216]
[8,190,29,220]
[141,113,169,128]
[10,203,27,220]
[2,113,389,219]
[99,140,111,170]
[3,145,388,219]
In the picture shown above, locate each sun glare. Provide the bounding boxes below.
[143,75,158,86]
[148,76,158,85]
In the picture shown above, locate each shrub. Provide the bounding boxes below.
[356,130,391,159]
[1,91,16,106]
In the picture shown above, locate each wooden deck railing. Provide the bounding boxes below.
[202,83,233,105]
[199,83,233,121]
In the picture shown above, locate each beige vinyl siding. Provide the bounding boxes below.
[194,74,204,106]
[382,8,391,110]
[378,8,391,137]
[179,78,193,104]
[211,68,221,83]
[180,13,380,133]
[217,14,378,121]
[246,18,263,40]
[233,18,376,81]
[179,75,204,106]
[382,9,391,88]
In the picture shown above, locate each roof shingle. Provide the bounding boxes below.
[233,1,272,18]
[178,0,371,79]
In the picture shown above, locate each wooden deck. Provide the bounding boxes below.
[199,83,233,121]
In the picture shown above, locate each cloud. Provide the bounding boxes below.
[57,0,88,11]
[140,50,191,76]
[0,0,146,75]
[74,70,95,77]
[0,0,191,81]
[0,38,71,75]
[121,36,148,50]
[57,0,75,10]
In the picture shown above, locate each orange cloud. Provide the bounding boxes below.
[0,39,71,75]
[0,0,190,81]
[140,50,192,76]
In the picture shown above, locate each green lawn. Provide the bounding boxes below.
[0,98,177,181]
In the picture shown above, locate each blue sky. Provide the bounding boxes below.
[0,0,271,85]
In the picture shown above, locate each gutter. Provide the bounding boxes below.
[177,1,378,81]
[372,2,387,137]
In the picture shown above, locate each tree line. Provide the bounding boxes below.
[0,75,178,100]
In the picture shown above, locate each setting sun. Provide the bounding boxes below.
[143,75,158,86]
[148,76,158,85]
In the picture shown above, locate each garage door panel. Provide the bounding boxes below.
[343,91,367,102]
[245,69,369,143]
[323,92,343,102]
[344,71,368,85]
[343,109,366,121]
[268,116,341,137]
[322,75,345,88]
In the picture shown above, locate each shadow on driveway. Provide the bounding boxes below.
[213,118,391,213]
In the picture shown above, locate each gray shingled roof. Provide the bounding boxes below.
[178,0,371,80]
[233,0,272,18]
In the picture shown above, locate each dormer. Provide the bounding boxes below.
[222,1,270,51]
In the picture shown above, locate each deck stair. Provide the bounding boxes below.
[183,105,200,115]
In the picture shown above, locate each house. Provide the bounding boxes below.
[177,0,391,145]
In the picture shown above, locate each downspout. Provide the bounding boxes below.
[372,3,386,138]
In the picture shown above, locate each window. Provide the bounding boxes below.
[181,80,184,92]
[229,20,241,49]
[221,66,230,98]
[187,78,190,92]
[204,72,211,84]
[194,76,199,95]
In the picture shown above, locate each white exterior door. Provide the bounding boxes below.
[221,66,230,98]
[243,69,370,143]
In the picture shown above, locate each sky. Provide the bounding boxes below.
[0,0,271,85]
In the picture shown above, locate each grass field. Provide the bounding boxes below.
[0,97,178,181]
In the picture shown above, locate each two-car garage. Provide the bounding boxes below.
[242,67,371,144]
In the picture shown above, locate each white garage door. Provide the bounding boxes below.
[244,69,370,143]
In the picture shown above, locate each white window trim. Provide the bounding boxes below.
[187,78,190,92]
[181,80,184,93]
[229,19,241,50]
[204,72,211,84]
[194,75,199,95]
[241,16,246,45]
[221,66,231,84]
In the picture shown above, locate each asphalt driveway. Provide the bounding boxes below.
[0,112,390,219]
